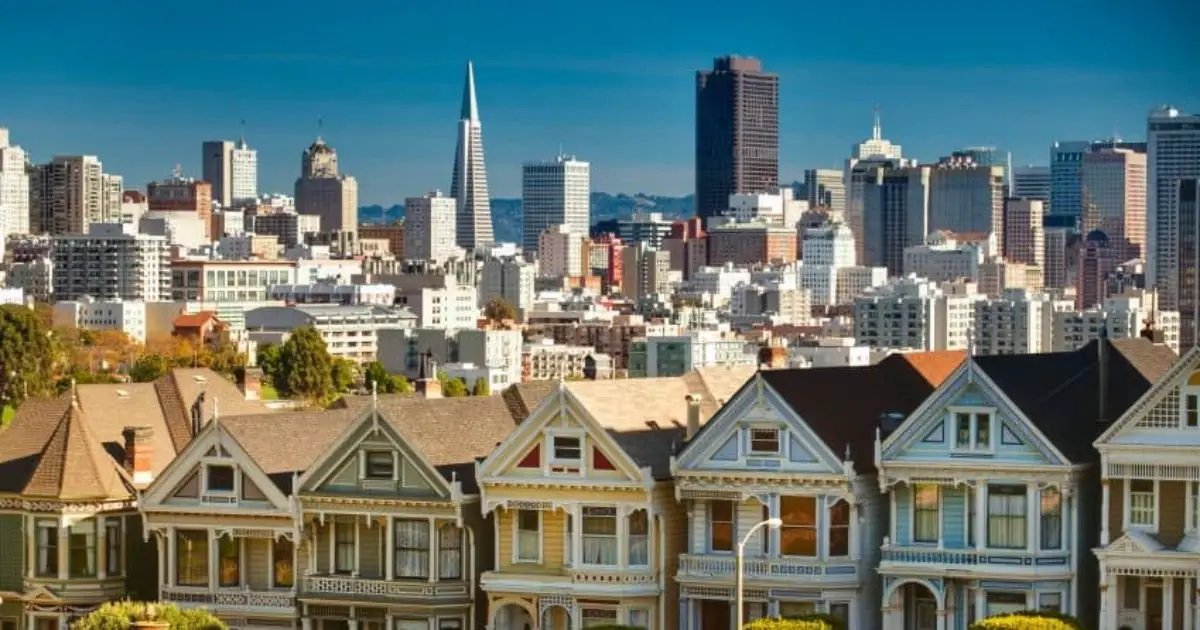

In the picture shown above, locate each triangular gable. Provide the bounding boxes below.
[880,360,1068,465]
[296,406,452,499]
[22,585,61,603]
[1095,345,1199,446]
[477,382,646,483]
[673,375,845,475]
[1105,531,1166,554]
[142,416,291,512]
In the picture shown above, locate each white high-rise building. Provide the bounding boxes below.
[522,154,590,253]
[450,61,495,249]
[853,276,985,351]
[802,168,846,219]
[51,223,171,301]
[403,191,459,262]
[537,224,585,278]
[801,224,855,266]
[479,257,536,316]
[231,138,258,204]
[1146,105,1200,309]
[1012,165,1051,206]
[0,129,31,245]
[203,138,259,207]
[972,289,1068,355]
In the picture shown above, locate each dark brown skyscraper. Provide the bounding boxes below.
[1178,178,1199,348]
[695,56,779,220]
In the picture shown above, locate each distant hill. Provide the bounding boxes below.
[358,192,694,243]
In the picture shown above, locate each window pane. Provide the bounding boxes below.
[69,521,96,578]
[335,522,355,573]
[628,510,649,566]
[175,530,208,586]
[581,507,617,565]
[553,436,581,460]
[516,510,539,561]
[438,524,462,579]
[828,501,850,557]
[365,452,394,479]
[1040,488,1063,550]
[955,413,971,448]
[207,465,234,492]
[37,522,58,577]
[106,520,122,576]
[975,414,990,448]
[914,485,940,543]
[1130,480,1155,526]
[750,428,780,453]
[272,538,294,588]
[394,520,429,578]
[781,496,817,556]
[710,501,733,552]
[218,536,239,586]
[987,485,1027,549]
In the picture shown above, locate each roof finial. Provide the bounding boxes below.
[371,379,378,410]
[70,377,78,406]
[873,105,882,142]
[212,397,220,423]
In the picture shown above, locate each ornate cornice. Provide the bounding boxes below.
[299,494,458,511]
[0,497,136,514]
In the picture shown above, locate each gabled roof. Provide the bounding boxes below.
[973,338,1176,463]
[1095,344,1196,445]
[173,311,220,329]
[756,351,966,474]
[11,394,130,500]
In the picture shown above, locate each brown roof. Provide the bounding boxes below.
[0,368,282,498]
[173,312,219,329]
[1108,338,1179,383]
[757,351,964,474]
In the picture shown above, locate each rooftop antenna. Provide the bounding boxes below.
[872,105,882,141]
[172,163,183,179]
[238,119,246,144]
[317,115,324,141]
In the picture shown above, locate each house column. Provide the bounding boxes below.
[935,607,947,630]
[353,521,361,577]
[975,482,987,551]
[207,530,218,588]
[56,523,68,580]
[1100,479,1110,546]
[1182,577,1193,630]
[1026,483,1038,552]
[975,589,985,623]
[167,526,177,587]
[97,517,107,579]
[328,521,336,573]
[24,515,35,579]
[384,518,395,580]
[1164,578,1175,630]
[1100,563,1117,630]
[427,517,437,583]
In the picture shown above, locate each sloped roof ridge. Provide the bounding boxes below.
[26,395,129,499]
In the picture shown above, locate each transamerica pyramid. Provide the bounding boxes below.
[449,60,495,249]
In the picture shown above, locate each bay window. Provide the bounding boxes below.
[334,522,355,574]
[780,496,817,557]
[438,524,462,579]
[218,535,240,586]
[393,519,430,578]
[1040,487,1063,550]
[175,530,208,586]
[828,500,850,557]
[967,486,977,547]
[105,519,122,576]
[36,520,57,577]
[913,484,939,543]
[581,507,618,565]
[1129,479,1155,528]
[272,538,294,588]
[628,510,649,566]
[68,520,96,578]
[987,485,1027,549]
[580,608,618,629]
[1190,482,1199,531]
[710,500,733,552]
[515,510,540,562]
[953,410,992,451]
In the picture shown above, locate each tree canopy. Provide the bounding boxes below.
[70,601,226,630]
[441,375,469,397]
[0,305,57,407]
[472,376,490,396]
[969,611,1083,630]
[742,615,843,630]
[279,326,334,403]
[363,361,412,394]
[483,297,517,322]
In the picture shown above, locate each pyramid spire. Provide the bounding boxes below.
[461,61,480,122]
[873,106,882,142]
[24,395,129,500]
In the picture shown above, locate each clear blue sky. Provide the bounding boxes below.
[3,0,1198,205]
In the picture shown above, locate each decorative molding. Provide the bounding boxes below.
[0,497,135,514]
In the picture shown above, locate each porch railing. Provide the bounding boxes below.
[880,545,1071,568]
[677,554,858,579]
[300,575,468,598]
[160,586,295,610]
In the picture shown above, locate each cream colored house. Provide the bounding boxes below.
[1094,345,1200,630]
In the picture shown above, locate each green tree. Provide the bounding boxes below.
[0,305,57,407]
[363,361,393,393]
[130,354,171,383]
[279,327,334,402]
[71,601,226,630]
[257,344,283,388]
[472,377,490,396]
[442,376,469,397]
[483,297,517,322]
[330,357,356,393]
[390,373,413,394]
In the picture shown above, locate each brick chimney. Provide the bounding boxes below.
[415,351,442,399]
[239,367,263,401]
[122,426,155,486]
[685,394,702,441]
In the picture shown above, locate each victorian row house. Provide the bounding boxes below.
[1,342,1198,630]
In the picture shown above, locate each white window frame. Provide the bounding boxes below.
[1182,386,1200,429]
[546,429,586,466]
[1036,591,1064,613]
[1123,478,1158,531]
[1187,481,1199,533]
[625,607,651,629]
[201,459,238,496]
[911,484,941,545]
[362,450,397,481]
[512,509,543,564]
[747,426,781,455]
[949,407,996,454]
[579,506,619,567]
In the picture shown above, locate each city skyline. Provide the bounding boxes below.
[2,0,1198,205]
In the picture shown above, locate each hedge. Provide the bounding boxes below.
[969,610,1086,630]
[743,615,843,630]
[70,602,227,630]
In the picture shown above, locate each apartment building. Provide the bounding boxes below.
[853,276,985,351]
[170,259,298,302]
[245,304,416,363]
[266,283,396,306]
[52,298,149,343]
[51,223,171,302]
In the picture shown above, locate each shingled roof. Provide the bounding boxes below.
[973,338,1177,463]
[756,351,967,474]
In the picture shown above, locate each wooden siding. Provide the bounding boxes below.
[360,523,383,579]
[1159,481,1188,546]
[246,538,270,589]
[655,482,683,630]
[0,515,23,591]
[495,508,566,572]
[1107,479,1124,542]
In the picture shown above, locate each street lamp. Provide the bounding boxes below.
[735,517,783,630]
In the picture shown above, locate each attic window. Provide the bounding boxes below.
[365,451,395,480]
[1185,393,1198,428]
[206,465,235,492]
[749,428,780,454]
[551,436,582,463]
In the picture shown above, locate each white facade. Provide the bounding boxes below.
[296,258,363,284]
[903,236,984,283]
[537,224,585,278]
[972,289,1069,356]
[230,138,258,203]
[51,223,171,302]
[723,188,807,228]
[688,264,752,305]
[786,338,872,368]
[52,297,149,343]
[1052,295,1181,354]
[5,257,52,302]
[440,362,508,394]
[450,62,494,249]
[0,287,25,306]
[802,223,856,266]
[398,284,479,331]
[0,128,31,244]
[266,283,395,305]
[638,330,756,377]
[1146,106,1200,307]
[404,191,460,262]
[834,265,888,306]
[522,154,590,252]
[853,276,985,351]
[245,304,415,363]
[139,210,208,250]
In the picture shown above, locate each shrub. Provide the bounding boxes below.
[969,610,1085,630]
[743,615,842,630]
[71,602,226,630]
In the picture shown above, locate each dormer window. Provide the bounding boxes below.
[749,428,780,454]
[1185,392,1198,428]
[365,451,395,480]
[551,435,582,463]
[952,409,993,453]
[206,465,235,492]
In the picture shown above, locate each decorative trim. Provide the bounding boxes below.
[0,497,136,514]
[1097,345,1200,446]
